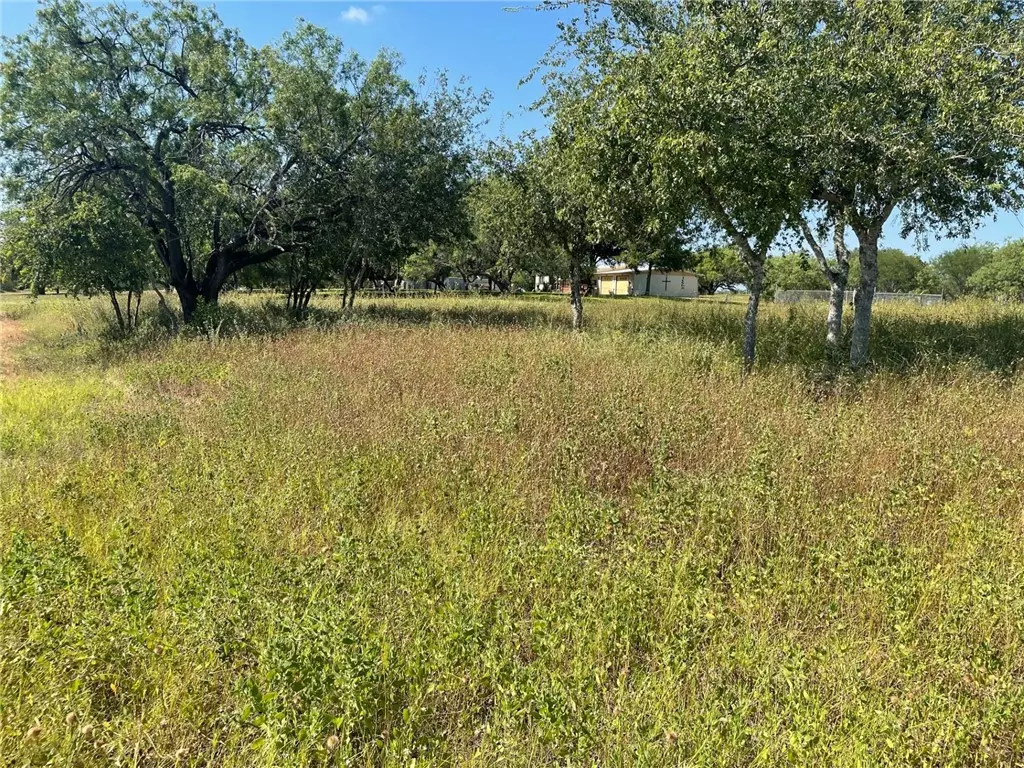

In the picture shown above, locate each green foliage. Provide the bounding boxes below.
[692,246,750,294]
[848,249,929,294]
[459,169,560,291]
[766,253,829,293]
[788,0,1024,239]
[545,0,1024,366]
[929,244,998,297]
[0,193,154,329]
[401,242,453,289]
[548,0,810,272]
[968,240,1024,300]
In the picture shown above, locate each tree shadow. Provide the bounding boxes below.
[312,298,1024,376]
[353,300,563,330]
[79,292,1024,380]
[754,303,1024,376]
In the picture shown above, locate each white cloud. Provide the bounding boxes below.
[341,6,370,24]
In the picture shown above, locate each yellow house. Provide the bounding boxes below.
[595,266,699,298]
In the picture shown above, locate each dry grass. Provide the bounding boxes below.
[2,292,1024,765]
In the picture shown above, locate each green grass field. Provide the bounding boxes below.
[4,292,1024,766]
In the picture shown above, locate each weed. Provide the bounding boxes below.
[3,293,1024,764]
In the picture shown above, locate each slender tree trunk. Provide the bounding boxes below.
[742,260,764,373]
[133,289,141,330]
[568,254,584,331]
[798,215,850,351]
[850,228,879,369]
[347,263,365,309]
[152,282,177,330]
[108,288,125,332]
[826,275,847,348]
[645,268,652,296]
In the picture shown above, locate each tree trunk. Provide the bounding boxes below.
[797,215,850,352]
[568,255,584,331]
[108,288,125,332]
[347,263,366,309]
[826,275,847,349]
[742,260,764,373]
[645,268,652,296]
[199,268,228,309]
[174,281,199,323]
[850,229,879,369]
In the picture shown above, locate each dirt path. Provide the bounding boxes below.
[0,318,27,378]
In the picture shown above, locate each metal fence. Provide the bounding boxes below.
[774,290,943,307]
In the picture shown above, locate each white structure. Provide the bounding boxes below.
[595,266,699,298]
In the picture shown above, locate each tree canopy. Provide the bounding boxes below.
[541,0,1024,366]
[0,0,483,320]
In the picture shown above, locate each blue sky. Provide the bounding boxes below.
[2,0,1024,256]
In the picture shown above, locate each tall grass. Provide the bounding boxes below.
[3,293,1024,765]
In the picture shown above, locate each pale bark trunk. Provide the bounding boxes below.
[797,215,850,351]
[742,260,764,373]
[568,255,583,331]
[826,277,846,348]
[850,230,879,369]
[699,183,777,371]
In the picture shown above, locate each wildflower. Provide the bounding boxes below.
[25,724,42,740]
[326,734,340,751]
[80,724,96,739]
[65,712,77,726]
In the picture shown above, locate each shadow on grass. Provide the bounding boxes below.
[54,291,1024,379]
[354,300,563,330]
[754,304,1024,376]
[345,298,1024,376]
